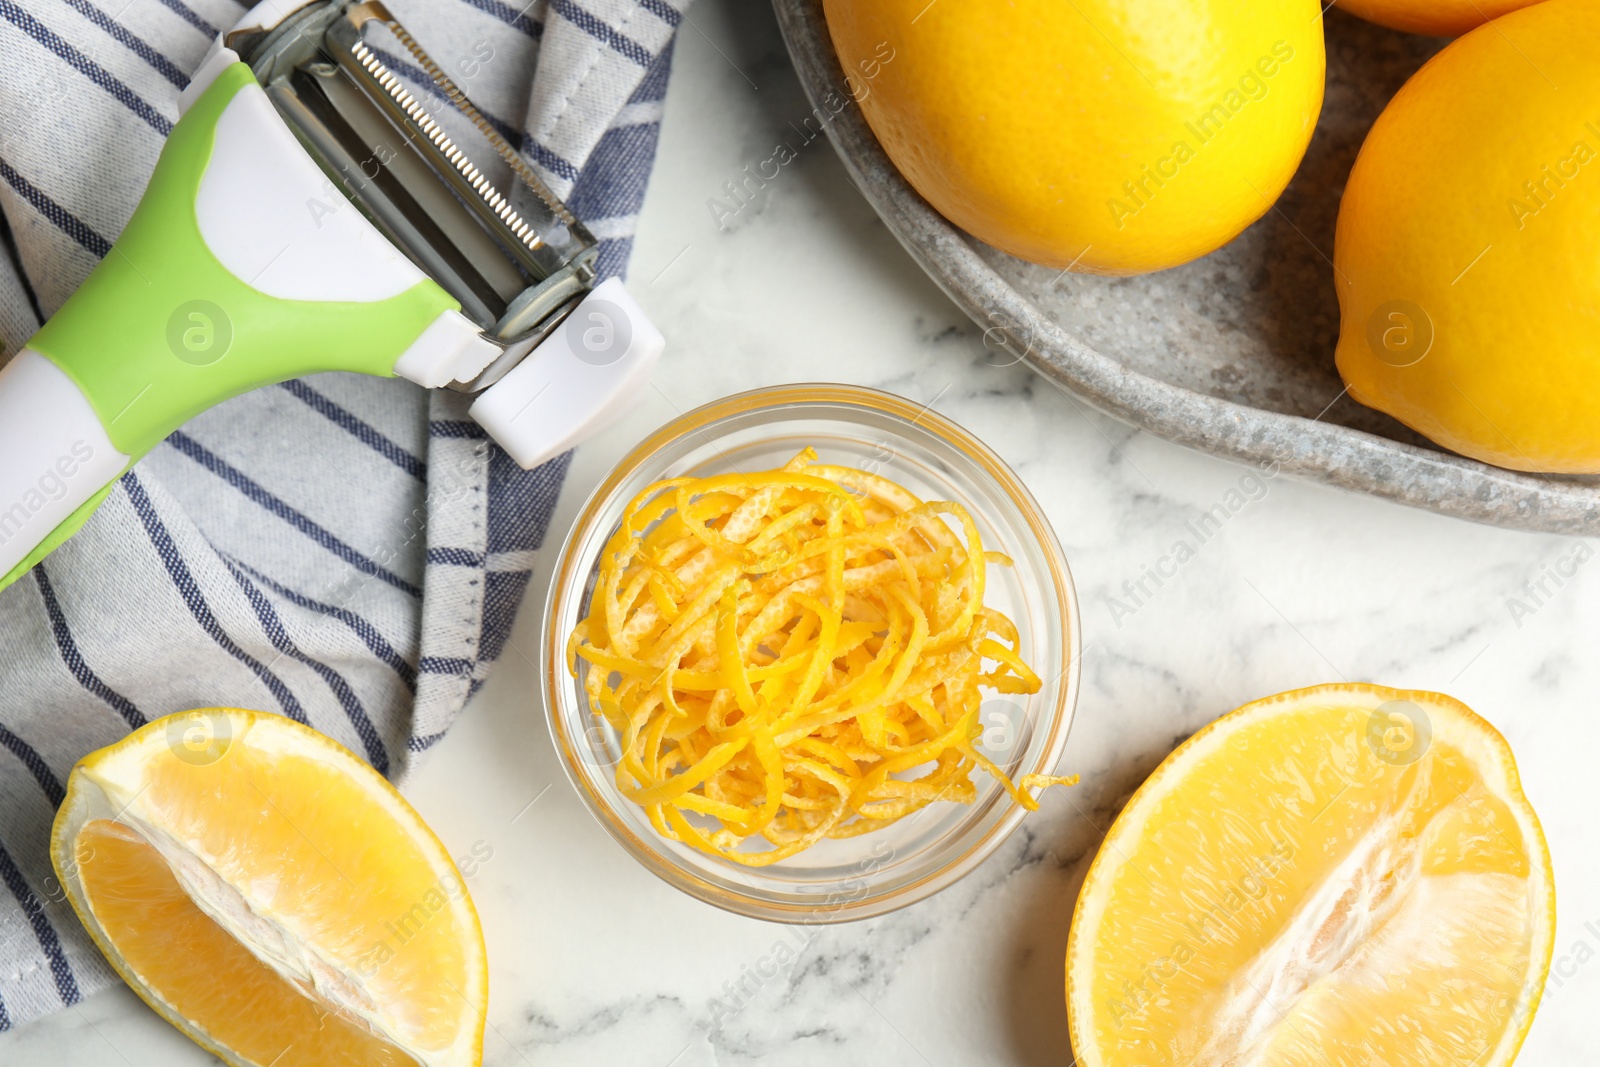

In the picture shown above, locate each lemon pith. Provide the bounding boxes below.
[50,709,487,1067]
[1066,684,1554,1067]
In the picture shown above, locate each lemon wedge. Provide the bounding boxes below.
[51,709,486,1067]
[1067,683,1553,1066]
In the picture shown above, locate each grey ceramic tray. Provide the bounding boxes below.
[772,0,1600,534]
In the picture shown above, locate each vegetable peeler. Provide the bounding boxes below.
[0,0,664,593]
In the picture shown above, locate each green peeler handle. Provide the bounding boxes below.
[0,62,459,594]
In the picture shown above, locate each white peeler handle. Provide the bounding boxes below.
[468,279,664,469]
[0,351,133,584]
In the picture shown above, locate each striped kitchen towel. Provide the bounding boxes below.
[0,0,685,1031]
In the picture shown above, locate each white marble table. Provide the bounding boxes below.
[7,1,1597,1063]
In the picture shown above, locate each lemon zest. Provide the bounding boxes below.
[569,449,1073,864]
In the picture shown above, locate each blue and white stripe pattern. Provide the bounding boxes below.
[0,0,685,1030]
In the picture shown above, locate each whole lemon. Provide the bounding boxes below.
[1334,0,1600,474]
[824,0,1326,274]
[1335,0,1544,38]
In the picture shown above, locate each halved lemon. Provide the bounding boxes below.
[51,709,486,1067]
[1067,684,1553,1066]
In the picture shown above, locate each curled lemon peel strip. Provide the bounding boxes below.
[567,448,1075,866]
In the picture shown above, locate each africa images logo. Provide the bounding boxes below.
[1107,41,1298,230]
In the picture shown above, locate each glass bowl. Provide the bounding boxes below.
[542,384,1080,922]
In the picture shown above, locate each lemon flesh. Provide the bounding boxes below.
[1334,0,1600,473]
[51,709,487,1067]
[1067,684,1554,1067]
[825,0,1325,274]
[75,819,419,1066]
